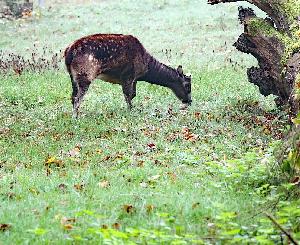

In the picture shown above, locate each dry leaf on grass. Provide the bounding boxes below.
[0,224,11,232]
[45,156,63,167]
[140,182,148,188]
[146,205,154,213]
[147,143,156,150]
[123,204,135,214]
[58,183,67,191]
[167,172,177,182]
[291,176,300,186]
[96,149,103,154]
[98,180,110,188]
[182,126,198,142]
[67,145,81,157]
[74,183,84,191]
[112,223,121,230]
[63,224,73,230]
[61,217,76,230]
[148,174,161,181]
[60,217,76,225]
[192,202,200,209]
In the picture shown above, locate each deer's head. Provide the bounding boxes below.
[172,65,192,106]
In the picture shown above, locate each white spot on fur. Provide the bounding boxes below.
[88,55,93,61]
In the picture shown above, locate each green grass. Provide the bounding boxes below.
[0,0,296,244]
[0,68,285,243]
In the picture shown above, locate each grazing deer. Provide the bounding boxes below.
[65,34,192,118]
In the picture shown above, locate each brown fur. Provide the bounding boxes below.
[65,34,192,118]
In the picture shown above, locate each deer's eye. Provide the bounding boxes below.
[185,83,191,92]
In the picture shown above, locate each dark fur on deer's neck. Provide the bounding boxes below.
[138,56,180,89]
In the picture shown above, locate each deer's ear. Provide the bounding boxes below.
[177,65,183,75]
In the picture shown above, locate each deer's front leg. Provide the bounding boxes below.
[122,79,136,110]
[131,80,137,100]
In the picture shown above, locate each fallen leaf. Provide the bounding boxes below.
[148,174,161,182]
[63,224,73,230]
[98,180,110,188]
[146,205,154,213]
[67,146,81,157]
[59,171,67,177]
[115,153,124,160]
[96,149,103,154]
[166,132,180,142]
[167,172,177,182]
[123,204,135,214]
[45,156,63,167]
[58,183,67,191]
[74,183,84,191]
[182,127,198,142]
[147,143,156,150]
[0,224,11,232]
[0,127,10,135]
[112,223,121,230]
[262,125,271,135]
[52,133,61,141]
[194,112,201,119]
[102,224,108,229]
[60,217,76,225]
[291,176,300,185]
[29,188,39,195]
[140,182,148,188]
[103,155,111,161]
[137,160,144,167]
[192,202,200,209]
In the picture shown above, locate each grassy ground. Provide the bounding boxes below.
[0,0,293,244]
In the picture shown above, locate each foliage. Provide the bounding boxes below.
[280,76,300,174]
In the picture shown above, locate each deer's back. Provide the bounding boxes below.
[65,34,148,80]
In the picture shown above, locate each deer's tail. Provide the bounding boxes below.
[64,46,73,73]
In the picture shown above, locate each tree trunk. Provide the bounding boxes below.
[208,0,300,115]
[207,0,300,171]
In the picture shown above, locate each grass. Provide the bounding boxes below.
[0,0,295,244]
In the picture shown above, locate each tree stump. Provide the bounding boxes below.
[207,0,300,171]
[208,0,300,115]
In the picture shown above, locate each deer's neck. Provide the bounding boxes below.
[138,56,179,88]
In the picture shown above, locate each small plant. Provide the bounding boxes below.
[0,48,62,75]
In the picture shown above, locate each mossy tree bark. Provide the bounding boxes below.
[207,0,300,172]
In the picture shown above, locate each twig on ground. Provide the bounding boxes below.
[265,213,299,245]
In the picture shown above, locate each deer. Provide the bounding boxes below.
[64,34,192,118]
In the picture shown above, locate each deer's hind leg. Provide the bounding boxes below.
[122,79,137,110]
[71,73,91,118]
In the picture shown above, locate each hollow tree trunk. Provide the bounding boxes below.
[207,0,300,171]
[208,0,300,114]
